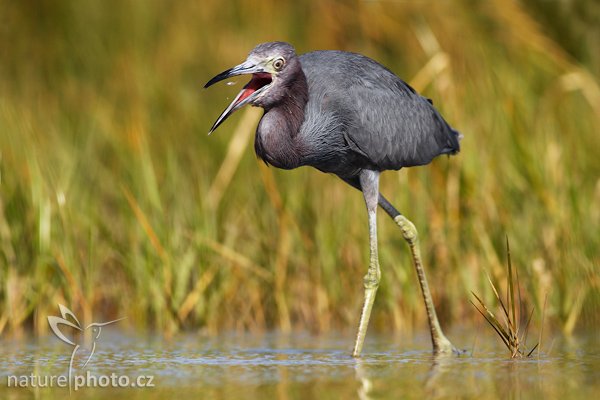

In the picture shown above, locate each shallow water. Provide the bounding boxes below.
[1,331,599,399]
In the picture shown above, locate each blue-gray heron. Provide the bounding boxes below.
[205,42,461,357]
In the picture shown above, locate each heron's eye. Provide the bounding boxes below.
[273,58,285,71]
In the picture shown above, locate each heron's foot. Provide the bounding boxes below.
[432,334,464,356]
[352,262,381,358]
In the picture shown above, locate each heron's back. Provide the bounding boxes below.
[298,51,460,173]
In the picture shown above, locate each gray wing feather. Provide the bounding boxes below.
[300,51,460,171]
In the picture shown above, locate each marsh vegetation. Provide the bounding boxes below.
[0,0,598,343]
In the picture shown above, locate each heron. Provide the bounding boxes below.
[205,41,461,357]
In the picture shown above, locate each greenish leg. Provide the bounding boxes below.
[353,170,381,357]
[394,214,456,354]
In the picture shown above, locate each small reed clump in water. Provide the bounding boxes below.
[471,238,540,358]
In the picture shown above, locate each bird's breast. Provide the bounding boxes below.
[254,111,304,170]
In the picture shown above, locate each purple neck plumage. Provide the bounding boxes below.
[254,64,309,170]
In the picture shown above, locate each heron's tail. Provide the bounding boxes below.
[441,127,461,156]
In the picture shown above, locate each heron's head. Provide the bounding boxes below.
[204,41,299,134]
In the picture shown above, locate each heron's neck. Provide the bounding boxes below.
[255,71,308,169]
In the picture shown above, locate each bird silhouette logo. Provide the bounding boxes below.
[48,304,124,387]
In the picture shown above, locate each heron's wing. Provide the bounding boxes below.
[300,51,460,170]
[343,81,459,170]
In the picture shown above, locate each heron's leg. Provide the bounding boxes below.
[352,170,381,357]
[378,194,457,354]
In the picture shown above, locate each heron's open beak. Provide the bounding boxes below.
[204,61,272,134]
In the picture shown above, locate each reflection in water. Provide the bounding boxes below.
[354,359,373,400]
[424,354,447,398]
[1,331,599,399]
[424,353,460,399]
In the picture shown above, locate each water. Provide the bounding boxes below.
[1,331,599,399]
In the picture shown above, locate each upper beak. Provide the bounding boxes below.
[204,61,266,134]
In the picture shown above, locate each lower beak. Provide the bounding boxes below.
[204,61,269,134]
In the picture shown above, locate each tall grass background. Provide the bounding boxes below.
[0,0,598,339]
